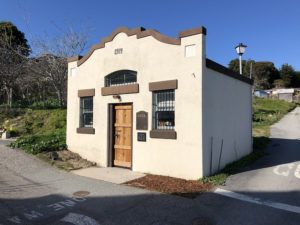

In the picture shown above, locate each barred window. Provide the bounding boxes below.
[80,97,93,128]
[152,90,175,130]
[105,70,137,87]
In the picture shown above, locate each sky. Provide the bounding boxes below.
[1,0,299,70]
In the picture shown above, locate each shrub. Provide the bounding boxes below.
[10,129,66,154]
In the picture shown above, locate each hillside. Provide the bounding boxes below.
[1,109,66,154]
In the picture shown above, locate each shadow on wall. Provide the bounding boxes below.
[1,190,300,225]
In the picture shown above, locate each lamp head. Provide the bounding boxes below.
[235,43,247,55]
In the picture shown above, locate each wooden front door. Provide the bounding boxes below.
[113,104,132,168]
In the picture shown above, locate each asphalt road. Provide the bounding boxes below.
[1,108,300,225]
[224,107,300,206]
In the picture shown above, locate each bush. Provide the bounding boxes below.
[10,129,66,154]
[0,106,25,125]
[3,108,67,154]
[2,109,66,136]
[29,99,61,109]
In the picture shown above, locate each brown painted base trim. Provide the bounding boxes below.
[149,80,178,91]
[77,127,95,134]
[206,58,253,85]
[150,130,177,139]
[101,84,139,96]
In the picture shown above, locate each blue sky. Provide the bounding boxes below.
[1,0,299,70]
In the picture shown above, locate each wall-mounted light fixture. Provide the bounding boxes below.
[113,95,121,101]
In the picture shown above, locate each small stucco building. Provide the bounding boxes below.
[67,26,252,180]
[271,88,294,102]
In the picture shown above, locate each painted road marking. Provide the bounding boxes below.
[214,188,300,214]
[6,196,87,224]
[47,197,86,211]
[61,213,100,225]
[7,216,22,224]
[273,163,294,177]
[294,164,300,179]
[273,162,300,179]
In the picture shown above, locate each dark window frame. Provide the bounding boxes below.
[152,89,175,130]
[105,70,137,87]
[79,96,94,128]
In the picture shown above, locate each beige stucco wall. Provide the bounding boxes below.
[67,31,205,179]
[202,67,252,176]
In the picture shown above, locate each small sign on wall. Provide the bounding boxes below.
[136,111,148,130]
[114,48,123,55]
[137,132,146,142]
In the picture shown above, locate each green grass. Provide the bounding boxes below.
[201,97,297,186]
[201,149,265,186]
[3,109,67,154]
[252,97,296,137]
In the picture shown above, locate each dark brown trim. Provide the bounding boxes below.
[150,130,177,139]
[101,84,139,96]
[77,127,95,134]
[107,104,114,167]
[206,58,253,85]
[149,80,178,91]
[101,27,145,44]
[78,89,95,97]
[68,55,82,63]
[137,29,181,45]
[179,26,207,38]
[77,26,206,67]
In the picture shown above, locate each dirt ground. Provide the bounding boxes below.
[38,150,96,171]
[125,174,212,198]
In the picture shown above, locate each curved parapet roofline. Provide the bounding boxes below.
[72,26,206,67]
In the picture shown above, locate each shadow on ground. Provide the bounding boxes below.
[241,137,300,172]
[1,190,300,225]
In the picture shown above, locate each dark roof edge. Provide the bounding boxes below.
[206,58,253,85]
[67,55,82,63]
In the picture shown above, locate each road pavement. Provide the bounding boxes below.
[1,108,300,225]
[224,107,300,206]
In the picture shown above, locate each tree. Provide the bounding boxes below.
[30,27,88,107]
[273,79,285,88]
[0,21,31,56]
[293,71,300,87]
[279,64,295,87]
[0,21,31,107]
[228,58,256,78]
[252,62,278,89]
[229,59,279,89]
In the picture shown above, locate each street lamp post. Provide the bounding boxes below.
[235,43,247,75]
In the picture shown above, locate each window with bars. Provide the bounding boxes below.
[152,90,175,130]
[80,97,93,128]
[105,70,137,87]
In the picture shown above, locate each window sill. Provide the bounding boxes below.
[150,130,177,139]
[101,83,139,96]
[77,127,95,134]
